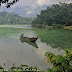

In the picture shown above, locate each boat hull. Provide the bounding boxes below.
[20,37,37,42]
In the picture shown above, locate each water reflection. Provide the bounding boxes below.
[20,40,38,48]
[37,42,64,59]
[0,25,64,71]
[0,25,31,29]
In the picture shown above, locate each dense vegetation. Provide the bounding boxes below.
[0,12,32,24]
[45,48,72,72]
[32,3,72,28]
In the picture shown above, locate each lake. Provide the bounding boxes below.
[0,25,64,71]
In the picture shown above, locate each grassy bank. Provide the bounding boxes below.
[64,26,72,30]
[34,29,72,49]
[44,26,72,30]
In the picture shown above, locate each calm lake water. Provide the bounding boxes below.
[0,25,64,71]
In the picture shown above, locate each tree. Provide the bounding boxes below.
[45,48,72,72]
[32,3,72,28]
[0,0,19,8]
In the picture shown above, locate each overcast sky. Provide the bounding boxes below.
[1,0,72,10]
[1,0,72,17]
[12,0,72,7]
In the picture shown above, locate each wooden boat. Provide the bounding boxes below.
[20,37,38,42]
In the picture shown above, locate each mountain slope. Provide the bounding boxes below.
[0,5,49,17]
[0,12,32,24]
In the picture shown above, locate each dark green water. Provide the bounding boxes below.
[34,29,72,49]
[0,25,64,71]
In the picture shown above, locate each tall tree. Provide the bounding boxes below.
[32,3,72,28]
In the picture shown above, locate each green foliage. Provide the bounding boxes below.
[10,67,18,69]
[52,24,64,29]
[0,12,32,24]
[0,66,4,69]
[20,64,29,67]
[45,49,72,72]
[55,24,64,29]
[47,26,53,30]
[65,49,71,54]
[29,66,39,70]
[32,3,72,28]
[0,64,39,72]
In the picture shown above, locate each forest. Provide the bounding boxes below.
[0,11,32,24]
[32,3,72,28]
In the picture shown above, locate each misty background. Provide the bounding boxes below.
[0,0,72,17]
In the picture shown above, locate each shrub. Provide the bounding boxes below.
[45,48,72,72]
[52,24,64,29]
